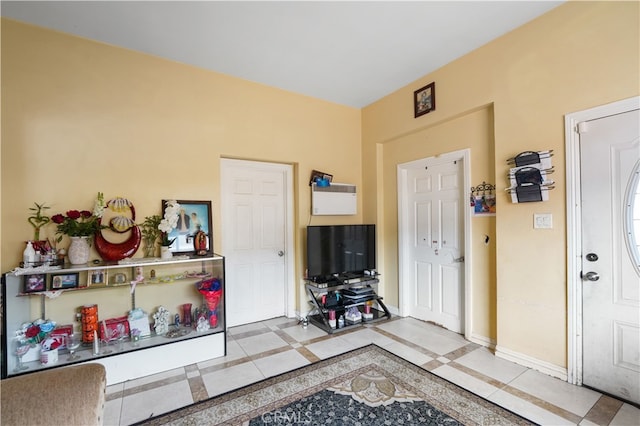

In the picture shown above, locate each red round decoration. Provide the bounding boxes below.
[94,199,142,261]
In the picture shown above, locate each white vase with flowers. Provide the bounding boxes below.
[159,200,180,259]
[51,193,105,265]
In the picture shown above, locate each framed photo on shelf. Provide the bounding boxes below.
[99,316,130,341]
[162,200,213,255]
[414,82,435,118]
[309,170,333,186]
[51,273,79,289]
[23,273,46,293]
[110,272,128,286]
[88,269,108,287]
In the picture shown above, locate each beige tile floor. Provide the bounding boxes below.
[104,316,640,425]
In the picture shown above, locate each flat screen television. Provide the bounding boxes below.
[306,224,376,282]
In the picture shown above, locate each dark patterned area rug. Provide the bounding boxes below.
[136,345,535,425]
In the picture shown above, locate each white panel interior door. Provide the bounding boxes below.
[581,109,640,404]
[404,159,464,333]
[221,159,291,327]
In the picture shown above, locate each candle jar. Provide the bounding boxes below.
[328,310,336,329]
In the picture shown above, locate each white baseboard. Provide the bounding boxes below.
[469,333,496,350]
[297,305,567,381]
[386,305,400,316]
[495,344,567,381]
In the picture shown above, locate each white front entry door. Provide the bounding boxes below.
[580,109,640,404]
[398,156,465,333]
[221,159,294,327]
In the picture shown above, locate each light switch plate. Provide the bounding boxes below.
[534,213,553,229]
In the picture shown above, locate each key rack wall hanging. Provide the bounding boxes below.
[505,150,555,203]
[470,181,496,215]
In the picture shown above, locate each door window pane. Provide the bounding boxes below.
[626,160,640,275]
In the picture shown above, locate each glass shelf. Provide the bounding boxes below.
[9,325,224,377]
[2,254,226,383]
[305,277,390,334]
[15,253,223,274]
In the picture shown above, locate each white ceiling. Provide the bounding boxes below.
[1,1,564,108]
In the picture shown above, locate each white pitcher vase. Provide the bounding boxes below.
[160,246,173,260]
[68,236,91,265]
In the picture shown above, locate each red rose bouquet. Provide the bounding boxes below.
[51,210,103,240]
[51,193,106,241]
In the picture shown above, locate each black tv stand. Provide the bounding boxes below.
[305,275,391,334]
[309,272,378,287]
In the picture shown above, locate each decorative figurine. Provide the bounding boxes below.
[153,306,170,336]
[193,226,208,255]
[196,315,210,332]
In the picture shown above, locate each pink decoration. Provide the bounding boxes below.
[196,278,223,329]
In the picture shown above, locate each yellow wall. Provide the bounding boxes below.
[362,1,639,366]
[379,106,496,340]
[2,1,639,371]
[1,19,362,317]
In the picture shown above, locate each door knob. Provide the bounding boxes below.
[583,271,600,282]
[278,250,285,257]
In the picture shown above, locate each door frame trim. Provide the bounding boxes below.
[397,148,472,338]
[220,158,296,323]
[564,96,640,386]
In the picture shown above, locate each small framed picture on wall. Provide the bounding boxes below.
[414,82,436,118]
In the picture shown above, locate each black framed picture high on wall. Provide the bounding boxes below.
[414,82,436,118]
